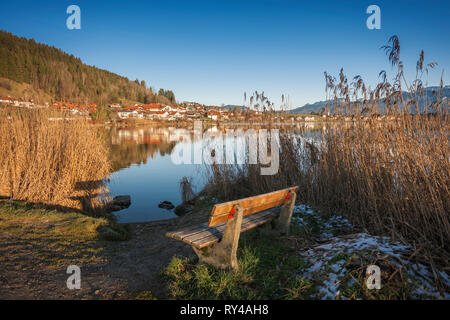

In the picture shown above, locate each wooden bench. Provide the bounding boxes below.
[166,186,298,270]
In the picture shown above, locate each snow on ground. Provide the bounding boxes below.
[292,204,449,300]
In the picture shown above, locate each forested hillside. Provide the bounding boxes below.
[0,30,176,105]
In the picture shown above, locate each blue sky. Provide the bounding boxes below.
[0,0,449,107]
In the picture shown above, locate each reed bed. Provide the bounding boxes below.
[0,107,111,215]
[203,37,449,279]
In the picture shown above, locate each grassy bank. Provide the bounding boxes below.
[0,201,107,268]
[0,200,135,299]
[0,200,129,239]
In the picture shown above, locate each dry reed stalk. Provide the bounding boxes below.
[180,176,195,203]
[0,107,111,215]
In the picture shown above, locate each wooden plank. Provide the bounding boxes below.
[192,214,278,249]
[208,200,282,227]
[182,228,222,247]
[240,215,276,233]
[166,224,210,240]
[167,209,278,242]
[208,186,298,227]
[211,187,298,217]
[166,207,282,249]
[211,208,277,234]
[242,209,278,225]
[208,186,297,225]
[240,215,273,231]
[190,208,280,249]
[191,234,221,249]
[210,187,289,218]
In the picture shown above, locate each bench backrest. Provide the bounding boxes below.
[207,186,299,227]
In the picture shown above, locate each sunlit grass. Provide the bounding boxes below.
[162,233,312,300]
[0,200,128,268]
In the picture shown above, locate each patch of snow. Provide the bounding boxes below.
[292,203,449,300]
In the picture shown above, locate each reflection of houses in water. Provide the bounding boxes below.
[205,126,219,134]
[111,126,195,146]
[109,126,186,171]
[108,124,326,172]
[111,124,326,148]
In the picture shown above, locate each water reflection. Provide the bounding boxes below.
[104,126,203,223]
[105,123,324,223]
[108,126,179,171]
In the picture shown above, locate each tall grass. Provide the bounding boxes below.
[0,107,111,215]
[203,37,449,279]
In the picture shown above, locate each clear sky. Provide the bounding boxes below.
[0,0,449,107]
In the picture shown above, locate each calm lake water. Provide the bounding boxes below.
[105,123,323,223]
[105,125,206,223]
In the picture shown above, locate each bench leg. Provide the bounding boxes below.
[192,204,244,271]
[274,190,296,235]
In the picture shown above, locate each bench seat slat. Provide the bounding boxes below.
[168,208,278,244]
[181,226,222,246]
[188,211,279,249]
[186,208,277,247]
[166,208,280,249]
[167,224,211,240]
[240,210,278,232]
[166,208,277,242]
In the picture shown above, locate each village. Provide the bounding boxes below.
[0,96,314,122]
[0,95,406,123]
[114,102,232,122]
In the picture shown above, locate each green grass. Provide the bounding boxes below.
[0,200,129,268]
[0,200,109,238]
[290,215,322,237]
[162,233,313,300]
[97,223,132,241]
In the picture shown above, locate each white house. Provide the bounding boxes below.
[117,110,139,119]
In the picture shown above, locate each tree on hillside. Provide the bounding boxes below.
[0,31,176,105]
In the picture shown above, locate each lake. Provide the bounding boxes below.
[105,123,324,223]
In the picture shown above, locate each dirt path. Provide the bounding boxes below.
[0,211,207,300]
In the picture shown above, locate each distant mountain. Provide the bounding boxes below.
[290,87,450,114]
[405,86,450,113]
[220,105,248,111]
[0,30,175,105]
[290,100,339,114]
